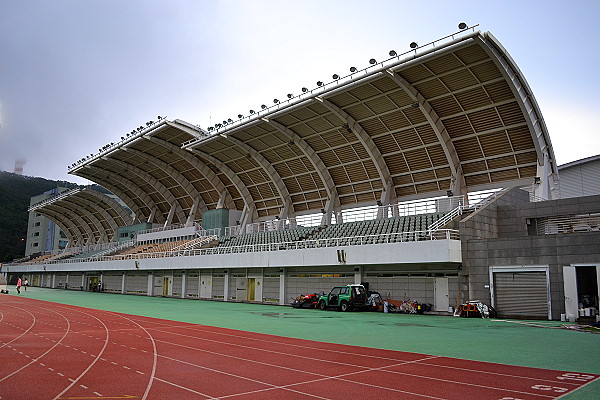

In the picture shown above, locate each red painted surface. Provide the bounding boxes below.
[0,295,597,400]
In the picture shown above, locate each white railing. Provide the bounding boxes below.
[428,205,463,231]
[224,195,466,236]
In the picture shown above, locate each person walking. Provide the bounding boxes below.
[23,278,28,292]
[16,277,22,294]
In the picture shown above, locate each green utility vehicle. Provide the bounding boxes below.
[318,284,368,311]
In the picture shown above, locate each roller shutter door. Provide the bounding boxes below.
[186,273,199,298]
[68,273,83,290]
[125,273,148,295]
[103,273,122,293]
[172,273,183,297]
[212,275,225,299]
[494,272,548,318]
[56,274,67,288]
[262,277,280,303]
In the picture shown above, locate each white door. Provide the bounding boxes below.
[199,272,211,298]
[434,277,449,312]
[563,266,578,321]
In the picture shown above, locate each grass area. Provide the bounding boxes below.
[8,287,600,399]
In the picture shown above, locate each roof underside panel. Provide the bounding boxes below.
[68,31,551,224]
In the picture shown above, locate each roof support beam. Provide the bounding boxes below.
[78,165,160,223]
[185,196,201,227]
[319,98,396,206]
[386,70,467,199]
[146,136,236,209]
[189,148,258,223]
[103,157,186,224]
[81,189,133,228]
[164,203,176,228]
[37,209,83,247]
[62,203,106,244]
[267,119,341,215]
[223,135,294,218]
[123,147,208,213]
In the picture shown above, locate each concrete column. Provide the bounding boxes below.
[279,268,287,306]
[224,270,230,301]
[147,273,153,296]
[181,272,187,299]
[121,272,126,294]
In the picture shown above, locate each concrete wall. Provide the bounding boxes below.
[460,188,600,318]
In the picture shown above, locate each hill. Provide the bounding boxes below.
[0,171,79,262]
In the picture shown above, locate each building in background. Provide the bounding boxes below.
[25,187,69,256]
[558,155,600,199]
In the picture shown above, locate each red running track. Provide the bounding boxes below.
[0,295,597,400]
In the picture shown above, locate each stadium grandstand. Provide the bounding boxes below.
[4,25,599,322]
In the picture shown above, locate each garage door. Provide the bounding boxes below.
[494,271,549,318]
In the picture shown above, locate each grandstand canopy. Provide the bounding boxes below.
[28,187,133,247]
[67,28,557,233]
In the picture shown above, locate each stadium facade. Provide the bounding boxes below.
[4,26,599,321]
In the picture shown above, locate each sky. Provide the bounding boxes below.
[0,0,599,185]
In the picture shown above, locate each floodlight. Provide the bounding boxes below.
[208,127,214,131]
[238,114,243,119]
[410,42,418,49]
[261,104,267,109]
[250,109,255,114]
[302,87,308,92]
[411,102,420,108]
[317,81,323,86]
[447,190,453,197]
[389,50,397,57]
[349,66,357,73]
[273,99,279,103]
[332,74,339,80]
[157,115,162,120]
[227,118,233,123]
[458,22,467,30]
[287,93,293,98]
[369,58,377,65]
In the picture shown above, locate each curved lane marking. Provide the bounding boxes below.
[0,305,71,383]
[0,304,37,349]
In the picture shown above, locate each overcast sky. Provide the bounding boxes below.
[1,0,599,185]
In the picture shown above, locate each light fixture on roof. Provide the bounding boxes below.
[261,104,267,109]
[458,22,467,30]
[237,114,243,119]
[208,127,214,132]
[389,50,397,57]
[410,42,418,49]
[332,74,339,80]
[273,99,279,104]
[222,120,228,125]
[369,58,377,65]
[287,93,293,99]
[227,118,233,123]
[157,115,163,120]
[447,190,453,197]
[249,109,255,114]
[349,66,357,73]
[534,176,541,184]
[316,81,323,86]
[302,87,308,93]
[411,102,420,108]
